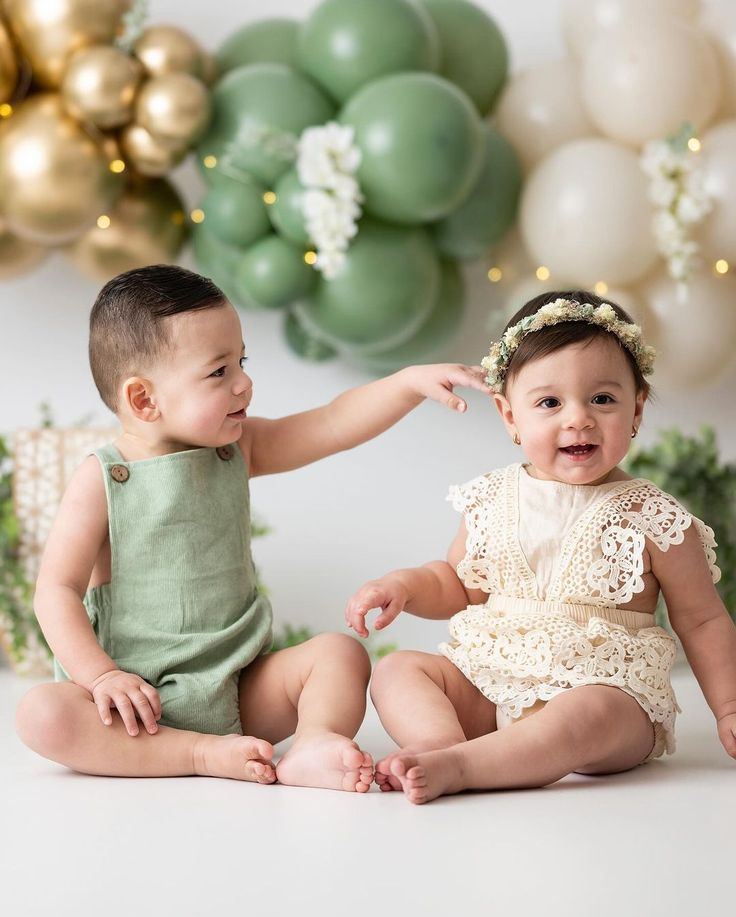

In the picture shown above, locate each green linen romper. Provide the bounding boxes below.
[55,441,273,735]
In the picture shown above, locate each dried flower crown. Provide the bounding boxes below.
[481,298,657,393]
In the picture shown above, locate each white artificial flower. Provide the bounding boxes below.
[641,132,713,283]
[296,122,363,278]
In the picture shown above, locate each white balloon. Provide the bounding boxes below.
[520,138,659,286]
[700,0,736,118]
[580,18,721,146]
[562,0,701,58]
[637,267,736,389]
[495,60,596,173]
[698,119,736,265]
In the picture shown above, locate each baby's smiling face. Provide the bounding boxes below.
[146,302,253,450]
[494,335,646,486]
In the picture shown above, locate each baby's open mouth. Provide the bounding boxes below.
[228,409,246,418]
[560,444,596,455]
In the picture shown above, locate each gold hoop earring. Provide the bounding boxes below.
[513,433,521,445]
[631,427,638,439]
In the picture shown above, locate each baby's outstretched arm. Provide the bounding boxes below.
[345,520,485,637]
[242,363,491,477]
[33,457,161,736]
[652,525,736,759]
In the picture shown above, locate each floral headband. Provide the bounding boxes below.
[481,298,657,393]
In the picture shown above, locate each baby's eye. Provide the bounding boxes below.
[239,356,248,370]
[592,394,614,405]
[538,397,559,409]
[209,366,226,378]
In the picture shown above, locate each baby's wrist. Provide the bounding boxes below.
[87,667,121,693]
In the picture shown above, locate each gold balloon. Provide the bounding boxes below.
[0,93,124,244]
[135,72,211,148]
[133,25,207,79]
[120,122,188,177]
[199,51,219,87]
[0,17,19,103]
[3,0,128,89]
[65,178,188,280]
[62,45,142,128]
[0,216,48,278]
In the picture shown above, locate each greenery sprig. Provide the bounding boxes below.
[625,425,736,627]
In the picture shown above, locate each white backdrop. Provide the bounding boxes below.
[1,0,734,656]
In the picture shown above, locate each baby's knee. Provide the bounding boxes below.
[16,683,81,758]
[308,632,371,677]
[370,650,425,702]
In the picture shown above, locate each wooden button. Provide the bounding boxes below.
[110,464,129,483]
[216,445,233,461]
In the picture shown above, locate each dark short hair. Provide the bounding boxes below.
[500,290,652,400]
[89,264,226,412]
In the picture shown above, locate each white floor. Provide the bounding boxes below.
[1,662,733,917]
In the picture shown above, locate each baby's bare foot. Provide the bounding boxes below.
[276,732,374,792]
[376,739,460,792]
[194,734,276,783]
[390,746,466,804]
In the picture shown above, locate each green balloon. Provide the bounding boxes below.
[190,221,248,307]
[353,260,465,372]
[421,0,508,115]
[297,218,439,351]
[298,0,439,104]
[269,168,311,246]
[202,180,271,249]
[283,311,338,362]
[198,63,335,187]
[340,72,484,224]
[217,19,301,72]
[432,124,521,261]
[235,235,317,309]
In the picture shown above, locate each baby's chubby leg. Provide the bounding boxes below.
[15,682,276,782]
[238,633,374,792]
[369,650,496,790]
[391,685,656,804]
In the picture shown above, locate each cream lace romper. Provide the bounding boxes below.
[439,463,721,759]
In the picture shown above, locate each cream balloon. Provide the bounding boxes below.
[520,138,659,286]
[697,119,736,265]
[581,18,721,147]
[637,267,736,389]
[65,178,188,280]
[701,1,736,119]
[135,72,211,148]
[133,25,208,80]
[3,0,128,89]
[561,0,701,58]
[0,216,48,278]
[0,93,123,244]
[120,122,188,177]
[62,45,142,129]
[495,60,596,174]
[0,17,18,103]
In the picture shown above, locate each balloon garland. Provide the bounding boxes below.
[193,0,519,370]
[0,0,213,281]
[489,0,736,391]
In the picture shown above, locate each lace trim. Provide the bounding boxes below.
[439,606,679,750]
[448,464,721,606]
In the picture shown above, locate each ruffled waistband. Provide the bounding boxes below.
[483,595,656,630]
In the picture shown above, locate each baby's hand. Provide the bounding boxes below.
[405,363,492,413]
[91,669,162,737]
[345,578,409,638]
[717,712,736,759]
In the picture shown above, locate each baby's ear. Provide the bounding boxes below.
[493,392,513,426]
[122,377,159,422]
